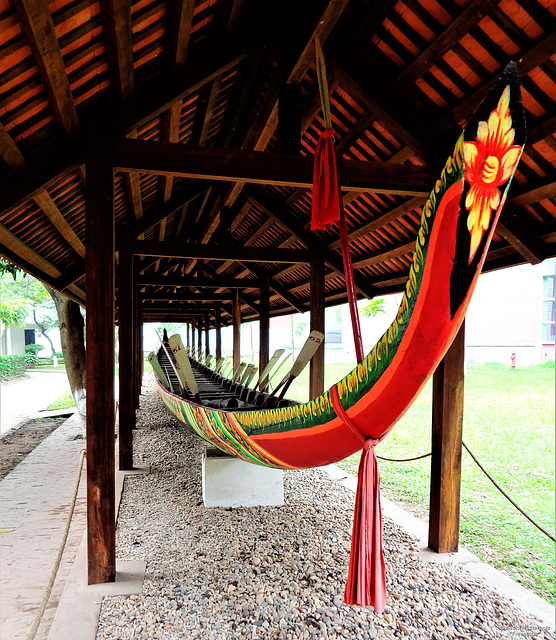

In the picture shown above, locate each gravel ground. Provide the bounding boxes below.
[96,378,553,640]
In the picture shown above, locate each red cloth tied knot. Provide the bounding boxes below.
[311,129,341,231]
[363,438,378,451]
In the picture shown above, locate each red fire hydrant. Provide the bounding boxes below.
[510,351,516,368]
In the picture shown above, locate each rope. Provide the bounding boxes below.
[462,441,555,544]
[377,452,431,462]
[373,442,554,542]
[26,449,86,640]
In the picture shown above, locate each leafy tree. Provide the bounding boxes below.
[0,259,86,399]
[0,267,58,356]
[360,298,385,318]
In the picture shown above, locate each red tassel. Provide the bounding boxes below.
[344,439,387,612]
[311,129,341,230]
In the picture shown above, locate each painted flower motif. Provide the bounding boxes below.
[464,86,522,261]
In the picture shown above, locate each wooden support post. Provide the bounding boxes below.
[186,322,190,348]
[118,244,134,470]
[259,274,270,375]
[192,319,196,356]
[134,303,141,409]
[215,307,222,361]
[197,317,202,358]
[429,321,465,553]
[85,114,115,584]
[138,319,143,391]
[205,313,210,357]
[309,253,325,399]
[233,289,241,372]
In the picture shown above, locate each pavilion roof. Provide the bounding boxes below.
[0,0,554,324]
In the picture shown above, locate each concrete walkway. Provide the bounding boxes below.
[0,414,87,640]
[0,370,71,435]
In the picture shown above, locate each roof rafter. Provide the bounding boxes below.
[113,140,436,194]
[14,0,79,134]
[131,240,312,264]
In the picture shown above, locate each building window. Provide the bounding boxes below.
[542,275,556,343]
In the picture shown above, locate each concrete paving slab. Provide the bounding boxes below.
[0,414,86,640]
[48,466,148,640]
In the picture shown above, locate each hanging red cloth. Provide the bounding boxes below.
[312,128,365,362]
[311,129,341,230]
[330,385,387,613]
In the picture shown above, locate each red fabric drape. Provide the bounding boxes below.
[311,129,341,230]
[343,440,386,612]
[330,385,387,612]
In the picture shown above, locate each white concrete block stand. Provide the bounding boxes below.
[202,448,284,508]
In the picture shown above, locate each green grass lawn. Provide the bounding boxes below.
[327,360,555,604]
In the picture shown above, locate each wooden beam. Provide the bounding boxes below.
[328,196,426,251]
[139,293,234,302]
[245,186,378,299]
[510,174,556,207]
[215,306,222,360]
[232,289,241,372]
[393,0,499,91]
[131,240,312,264]
[140,303,220,312]
[351,240,415,270]
[158,102,183,210]
[0,123,25,168]
[166,0,195,68]
[124,184,207,241]
[34,191,85,259]
[85,114,116,584]
[310,254,325,400]
[429,321,465,553]
[118,245,134,470]
[137,275,260,288]
[0,136,81,219]
[286,0,350,84]
[205,313,210,358]
[528,114,556,146]
[114,140,435,195]
[0,223,62,279]
[496,206,546,265]
[438,30,556,131]
[100,0,134,101]
[118,14,275,136]
[15,0,79,134]
[259,274,270,376]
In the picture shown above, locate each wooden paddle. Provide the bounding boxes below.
[256,349,285,390]
[263,352,292,392]
[148,352,170,389]
[168,334,201,403]
[265,331,324,403]
[160,340,187,395]
[232,362,246,383]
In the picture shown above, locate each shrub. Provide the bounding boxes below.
[24,353,38,365]
[24,343,44,355]
[0,355,27,381]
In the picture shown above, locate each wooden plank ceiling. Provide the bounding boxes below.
[0,0,554,325]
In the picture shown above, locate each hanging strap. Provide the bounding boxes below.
[329,384,387,613]
[329,385,379,447]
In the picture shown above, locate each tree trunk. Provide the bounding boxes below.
[45,286,86,398]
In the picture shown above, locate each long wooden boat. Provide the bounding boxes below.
[154,64,526,473]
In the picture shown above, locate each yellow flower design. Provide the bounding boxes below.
[464,86,522,261]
